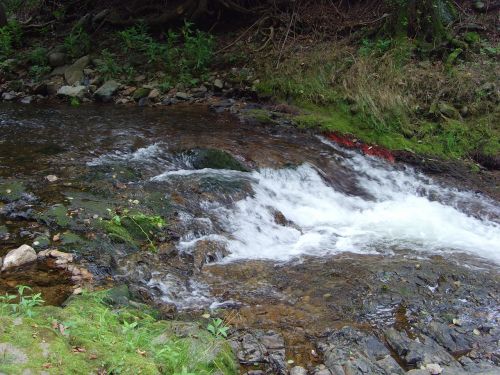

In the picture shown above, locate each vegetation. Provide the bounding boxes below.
[0,285,44,318]
[64,25,91,58]
[102,209,166,251]
[0,288,237,374]
[255,35,499,160]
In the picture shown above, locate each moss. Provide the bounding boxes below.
[133,87,151,100]
[185,148,249,172]
[102,212,166,249]
[244,109,276,125]
[0,290,238,374]
[0,180,26,202]
[37,205,71,227]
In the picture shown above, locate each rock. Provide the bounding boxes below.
[147,88,160,100]
[290,366,308,375]
[2,92,16,101]
[57,85,87,99]
[175,91,190,100]
[214,79,224,90]
[137,97,150,107]
[473,1,485,11]
[384,328,459,369]
[132,87,150,101]
[45,174,58,182]
[94,80,120,102]
[20,96,32,104]
[46,76,65,95]
[437,102,460,119]
[48,52,66,67]
[64,55,90,85]
[1,244,37,271]
[426,363,443,374]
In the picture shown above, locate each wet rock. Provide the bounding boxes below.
[191,240,229,269]
[48,52,66,67]
[94,80,120,102]
[64,55,90,85]
[57,85,87,99]
[45,174,58,182]
[318,327,405,375]
[185,148,249,172]
[384,328,459,369]
[233,330,287,374]
[290,366,308,375]
[1,245,37,271]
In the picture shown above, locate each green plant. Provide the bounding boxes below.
[207,318,229,338]
[70,97,80,107]
[96,49,121,80]
[103,209,166,251]
[178,21,214,75]
[359,38,392,56]
[0,285,44,317]
[64,25,91,58]
[0,20,22,58]
[28,46,48,65]
[29,65,51,80]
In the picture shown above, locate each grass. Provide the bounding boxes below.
[0,289,237,375]
[254,37,500,160]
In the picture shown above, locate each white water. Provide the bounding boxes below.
[217,163,500,263]
[152,143,500,264]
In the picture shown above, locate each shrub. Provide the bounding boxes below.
[64,25,91,58]
[0,20,22,58]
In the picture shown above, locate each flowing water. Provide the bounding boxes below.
[1,103,499,367]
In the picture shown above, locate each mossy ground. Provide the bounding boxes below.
[254,38,499,160]
[0,290,238,375]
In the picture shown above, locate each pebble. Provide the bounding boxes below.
[45,175,58,182]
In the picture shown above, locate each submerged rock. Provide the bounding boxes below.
[184,148,249,172]
[1,244,37,271]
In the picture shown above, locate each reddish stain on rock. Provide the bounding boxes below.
[325,132,395,163]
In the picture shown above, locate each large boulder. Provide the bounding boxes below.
[57,85,87,99]
[1,245,37,271]
[94,80,120,102]
[64,55,90,85]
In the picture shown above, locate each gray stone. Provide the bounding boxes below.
[406,371,429,375]
[377,355,405,375]
[2,92,16,101]
[290,366,308,375]
[1,244,37,271]
[214,79,224,90]
[175,91,190,100]
[48,52,66,67]
[57,85,87,98]
[64,55,90,85]
[94,80,120,102]
[20,96,32,104]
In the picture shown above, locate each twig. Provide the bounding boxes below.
[276,7,296,68]
[215,16,268,54]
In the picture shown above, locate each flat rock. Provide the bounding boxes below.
[1,244,37,271]
[57,85,87,98]
[0,343,28,365]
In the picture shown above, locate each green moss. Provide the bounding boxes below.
[244,109,276,125]
[102,212,166,250]
[37,205,71,227]
[186,148,249,172]
[0,290,238,374]
[0,180,26,202]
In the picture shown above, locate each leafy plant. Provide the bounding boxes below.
[64,25,91,58]
[103,209,166,251]
[70,97,80,107]
[29,64,51,81]
[207,318,229,338]
[0,20,22,58]
[0,285,44,317]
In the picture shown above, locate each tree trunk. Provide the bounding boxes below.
[385,0,457,45]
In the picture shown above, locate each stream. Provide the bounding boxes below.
[1,103,499,374]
